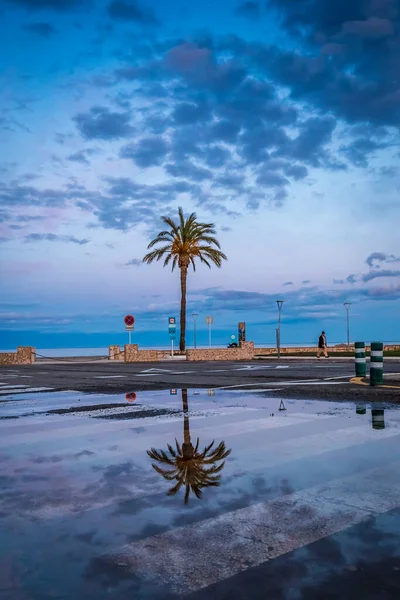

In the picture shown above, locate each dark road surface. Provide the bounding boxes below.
[1,361,400,599]
[1,357,399,400]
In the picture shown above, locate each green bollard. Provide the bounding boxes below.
[355,341,366,377]
[370,342,383,386]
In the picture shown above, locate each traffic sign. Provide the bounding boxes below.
[231,334,236,340]
[170,389,177,395]
[206,316,214,325]
[124,315,135,326]
[126,392,137,402]
[169,317,176,325]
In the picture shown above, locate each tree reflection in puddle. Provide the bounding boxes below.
[147,389,231,503]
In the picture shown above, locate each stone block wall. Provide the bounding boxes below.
[186,341,255,362]
[109,345,124,360]
[124,345,158,362]
[0,347,36,365]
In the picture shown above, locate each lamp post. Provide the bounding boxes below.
[276,300,284,359]
[206,316,213,348]
[192,313,199,349]
[344,302,351,350]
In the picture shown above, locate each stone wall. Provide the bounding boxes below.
[124,345,158,363]
[255,344,400,355]
[186,342,255,362]
[0,347,36,365]
[109,345,124,360]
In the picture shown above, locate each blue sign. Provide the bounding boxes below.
[168,316,176,339]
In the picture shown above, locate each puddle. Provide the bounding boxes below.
[1,388,400,599]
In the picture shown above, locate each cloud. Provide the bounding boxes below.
[0,237,11,244]
[120,136,169,167]
[67,151,90,165]
[346,274,357,285]
[236,1,260,20]
[165,160,213,182]
[6,0,83,9]
[23,22,57,37]
[341,138,385,168]
[74,106,133,140]
[365,252,400,268]
[107,0,158,24]
[24,233,89,245]
[263,0,400,128]
[362,269,400,283]
[341,18,394,39]
[123,258,142,266]
[283,281,293,286]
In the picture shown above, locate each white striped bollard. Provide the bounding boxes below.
[370,342,383,386]
[355,341,366,377]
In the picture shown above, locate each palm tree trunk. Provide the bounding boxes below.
[179,265,187,352]
[182,389,191,447]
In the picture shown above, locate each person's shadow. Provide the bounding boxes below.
[147,389,231,504]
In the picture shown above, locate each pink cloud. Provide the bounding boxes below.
[164,42,212,73]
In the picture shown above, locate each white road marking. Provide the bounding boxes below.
[94,376,127,379]
[113,462,400,595]
[0,387,54,396]
[0,385,29,389]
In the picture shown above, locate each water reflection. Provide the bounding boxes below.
[372,408,385,430]
[147,389,231,504]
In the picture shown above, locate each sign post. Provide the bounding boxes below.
[168,317,176,357]
[124,315,135,344]
[206,316,214,347]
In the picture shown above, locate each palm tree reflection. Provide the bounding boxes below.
[147,389,231,503]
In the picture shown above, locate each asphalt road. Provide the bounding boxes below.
[1,358,399,401]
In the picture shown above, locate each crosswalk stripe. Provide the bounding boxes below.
[112,462,400,595]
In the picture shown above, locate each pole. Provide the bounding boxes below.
[276,300,283,359]
[171,339,174,358]
[208,322,212,348]
[192,313,198,349]
[128,329,131,345]
[344,302,351,350]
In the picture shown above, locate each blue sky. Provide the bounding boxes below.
[0,0,399,349]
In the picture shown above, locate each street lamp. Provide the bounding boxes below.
[206,316,214,348]
[192,313,199,349]
[344,302,351,349]
[276,300,284,359]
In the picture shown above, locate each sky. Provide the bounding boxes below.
[0,0,399,350]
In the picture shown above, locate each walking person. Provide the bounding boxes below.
[317,331,328,358]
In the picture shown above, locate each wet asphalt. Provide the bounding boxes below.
[1,377,400,598]
[1,357,399,400]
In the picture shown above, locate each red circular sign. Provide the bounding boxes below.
[124,315,135,326]
[126,392,137,402]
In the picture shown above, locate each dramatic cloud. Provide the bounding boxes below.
[362,269,400,283]
[107,0,158,24]
[366,252,400,268]
[74,107,133,140]
[264,0,400,128]
[23,23,56,38]
[24,233,89,245]
[120,137,169,167]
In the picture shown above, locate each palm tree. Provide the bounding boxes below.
[147,389,231,503]
[143,207,227,351]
